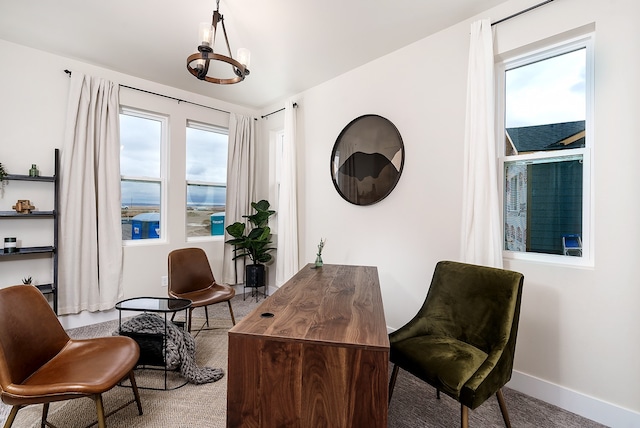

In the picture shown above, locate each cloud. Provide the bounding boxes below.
[505,48,586,128]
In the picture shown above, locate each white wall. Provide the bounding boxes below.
[262,0,639,425]
[0,39,260,328]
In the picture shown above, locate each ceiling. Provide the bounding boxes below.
[0,0,511,110]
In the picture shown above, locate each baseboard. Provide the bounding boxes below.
[58,308,119,330]
[57,286,271,330]
[508,370,640,427]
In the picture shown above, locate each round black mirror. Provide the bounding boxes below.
[330,114,404,205]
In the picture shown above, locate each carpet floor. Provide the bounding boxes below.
[388,368,607,428]
[0,292,606,427]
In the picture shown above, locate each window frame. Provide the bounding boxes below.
[185,120,229,242]
[496,34,595,266]
[120,106,168,245]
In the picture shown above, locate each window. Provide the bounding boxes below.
[185,121,228,238]
[120,108,166,241]
[499,35,593,262]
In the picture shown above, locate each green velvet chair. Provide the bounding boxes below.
[388,260,524,428]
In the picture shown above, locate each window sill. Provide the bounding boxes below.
[503,250,594,269]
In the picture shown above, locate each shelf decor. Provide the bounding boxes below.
[0,149,59,313]
[0,162,7,193]
[4,237,17,253]
[12,200,35,214]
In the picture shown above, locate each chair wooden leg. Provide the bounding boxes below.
[4,405,21,428]
[40,403,49,428]
[94,394,106,428]
[204,306,210,327]
[461,404,469,428]
[496,388,512,428]
[129,371,143,415]
[228,300,236,325]
[388,364,400,404]
[437,389,441,399]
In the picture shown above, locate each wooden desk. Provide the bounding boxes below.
[227,264,389,427]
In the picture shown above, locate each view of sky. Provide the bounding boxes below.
[121,180,160,207]
[505,48,586,128]
[120,114,228,206]
[120,114,162,177]
[185,126,227,183]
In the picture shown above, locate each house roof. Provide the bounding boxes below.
[506,120,585,154]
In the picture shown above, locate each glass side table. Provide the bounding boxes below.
[115,296,192,390]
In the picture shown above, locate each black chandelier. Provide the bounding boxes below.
[186,0,250,84]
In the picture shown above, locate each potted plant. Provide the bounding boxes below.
[0,162,7,194]
[225,200,276,289]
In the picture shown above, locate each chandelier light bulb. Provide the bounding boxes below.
[199,22,213,47]
[237,48,251,68]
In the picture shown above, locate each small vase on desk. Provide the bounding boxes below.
[29,164,38,177]
[314,238,326,268]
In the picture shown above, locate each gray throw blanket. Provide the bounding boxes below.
[118,313,224,384]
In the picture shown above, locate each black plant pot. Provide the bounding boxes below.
[245,263,265,288]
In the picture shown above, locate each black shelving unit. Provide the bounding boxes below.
[0,149,59,313]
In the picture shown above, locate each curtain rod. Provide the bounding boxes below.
[64,69,232,115]
[261,103,298,119]
[491,0,555,26]
[64,2,551,117]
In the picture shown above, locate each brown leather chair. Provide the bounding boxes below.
[168,247,236,332]
[0,285,142,428]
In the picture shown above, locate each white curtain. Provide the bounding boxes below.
[461,19,503,268]
[59,72,123,314]
[221,114,256,285]
[276,101,299,286]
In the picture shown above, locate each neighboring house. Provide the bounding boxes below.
[504,121,585,254]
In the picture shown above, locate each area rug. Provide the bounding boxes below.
[9,317,232,428]
[2,293,258,428]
